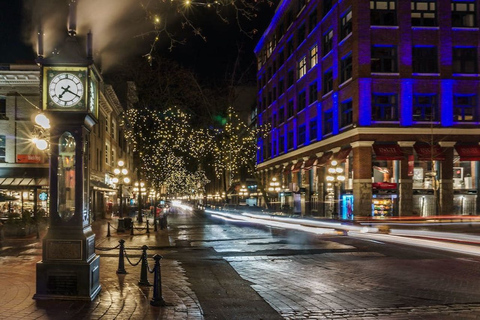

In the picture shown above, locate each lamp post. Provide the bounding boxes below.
[112,160,130,218]
[268,177,282,211]
[133,181,146,222]
[326,160,345,219]
[239,185,249,204]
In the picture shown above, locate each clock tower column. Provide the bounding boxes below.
[33,16,101,301]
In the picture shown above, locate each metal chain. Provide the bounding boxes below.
[95,243,121,251]
[123,248,142,266]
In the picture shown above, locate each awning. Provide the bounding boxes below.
[373,143,405,160]
[414,144,445,161]
[90,180,117,192]
[331,147,352,163]
[292,160,304,173]
[454,145,480,161]
[316,152,333,167]
[283,163,293,173]
[303,157,317,170]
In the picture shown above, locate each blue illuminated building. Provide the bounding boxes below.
[255,0,480,218]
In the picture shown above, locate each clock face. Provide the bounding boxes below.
[48,73,84,107]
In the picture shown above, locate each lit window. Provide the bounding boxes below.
[411,0,437,26]
[298,56,307,78]
[452,1,476,27]
[111,147,116,167]
[372,94,398,121]
[413,94,438,121]
[370,0,397,26]
[454,95,477,121]
[310,44,318,68]
[341,9,353,39]
[105,142,109,164]
[111,119,116,140]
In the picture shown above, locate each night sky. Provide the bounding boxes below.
[0,0,274,82]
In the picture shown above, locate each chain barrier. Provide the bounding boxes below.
[95,243,121,251]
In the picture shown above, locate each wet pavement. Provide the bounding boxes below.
[3,209,480,319]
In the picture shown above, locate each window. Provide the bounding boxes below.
[298,125,306,146]
[310,44,318,68]
[323,109,334,135]
[453,47,478,73]
[273,87,277,101]
[273,112,277,127]
[0,97,6,120]
[341,53,353,83]
[277,23,285,40]
[298,91,306,111]
[105,115,110,133]
[287,38,294,56]
[267,40,274,57]
[287,69,295,87]
[452,1,476,27]
[370,0,397,25]
[278,49,285,67]
[279,79,285,96]
[267,66,272,80]
[287,130,294,150]
[413,46,438,73]
[298,56,307,78]
[309,118,317,141]
[286,10,294,27]
[105,142,110,164]
[371,46,398,73]
[340,100,353,127]
[271,139,277,157]
[297,24,306,44]
[413,94,438,121]
[341,9,353,39]
[111,119,116,140]
[111,147,116,166]
[323,70,333,94]
[323,0,333,16]
[309,81,318,104]
[454,95,477,121]
[309,9,318,33]
[411,0,437,26]
[288,100,295,118]
[268,91,272,106]
[279,106,285,123]
[279,135,285,154]
[323,29,333,55]
[0,135,5,162]
[372,94,398,121]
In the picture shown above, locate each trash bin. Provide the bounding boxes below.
[117,218,125,232]
[124,217,132,230]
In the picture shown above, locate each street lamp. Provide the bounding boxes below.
[133,181,146,222]
[239,185,249,204]
[112,160,130,218]
[268,177,282,210]
[326,160,345,219]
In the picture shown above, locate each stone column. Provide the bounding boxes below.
[351,141,374,219]
[439,142,455,215]
[398,141,415,216]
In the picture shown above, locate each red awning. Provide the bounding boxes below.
[292,160,304,173]
[332,147,352,163]
[283,163,293,173]
[373,144,405,160]
[316,152,333,167]
[455,145,480,161]
[303,157,317,170]
[414,144,445,161]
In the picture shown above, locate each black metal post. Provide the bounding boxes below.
[107,222,111,237]
[146,220,150,234]
[116,239,127,274]
[154,217,158,232]
[119,183,123,218]
[138,245,151,286]
[130,222,134,236]
[150,254,166,306]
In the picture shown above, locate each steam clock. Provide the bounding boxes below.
[34,25,101,300]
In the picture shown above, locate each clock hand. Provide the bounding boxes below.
[64,88,81,98]
[59,85,71,99]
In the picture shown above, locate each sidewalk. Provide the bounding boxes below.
[0,217,204,320]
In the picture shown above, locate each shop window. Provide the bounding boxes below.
[370,0,397,26]
[453,47,478,74]
[341,53,353,83]
[340,100,353,127]
[298,56,307,79]
[413,46,438,73]
[323,29,333,56]
[452,1,476,27]
[372,94,398,121]
[309,81,318,104]
[0,135,5,162]
[310,44,318,68]
[454,95,477,121]
[413,94,438,121]
[298,91,306,111]
[298,124,306,146]
[411,0,437,26]
[309,118,317,141]
[323,109,333,135]
[323,69,333,94]
[340,9,353,40]
[0,97,6,120]
[371,46,398,73]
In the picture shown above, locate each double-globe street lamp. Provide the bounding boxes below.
[133,181,146,222]
[112,160,130,218]
[268,177,282,211]
[326,160,345,219]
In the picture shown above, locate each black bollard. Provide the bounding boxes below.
[150,254,166,306]
[116,239,127,274]
[154,217,158,232]
[107,222,111,237]
[146,220,150,234]
[138,245,151,286]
